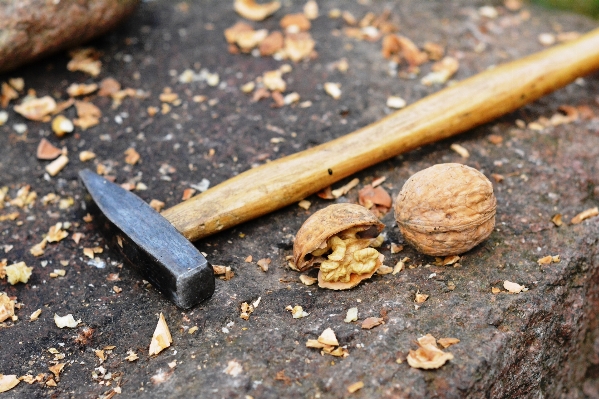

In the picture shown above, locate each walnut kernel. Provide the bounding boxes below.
[293,203,385,290]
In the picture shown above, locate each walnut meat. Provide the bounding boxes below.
[293,203,385,290]
[394,163,496,256]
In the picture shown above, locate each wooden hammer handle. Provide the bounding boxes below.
[162,28,599,242]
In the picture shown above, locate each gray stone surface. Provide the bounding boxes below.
[1,1,599,398]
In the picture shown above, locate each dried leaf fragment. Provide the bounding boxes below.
[6,261,33,284]
[571,207,598,224]
[0,375,20,393]
[37,138,62,160]
[149,313,172,355]
[503,280,528,294]
[361,317,384,329]
[407,334,454,369]
[54,313,81,328]
[235,0,280,21]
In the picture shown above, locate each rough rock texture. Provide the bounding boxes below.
[1,1,599,398]
[0,0,140,73]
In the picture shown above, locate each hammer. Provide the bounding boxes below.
[81,28,599,308]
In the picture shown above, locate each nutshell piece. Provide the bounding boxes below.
[54,313,81,328]
[149,313,172,355]
[234,0,280,21]
[394,163,496,256]
[407,333,454,369]
[0,293,15,323]
[293,203,385,290]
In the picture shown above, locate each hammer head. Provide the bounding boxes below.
[79,169,215,309]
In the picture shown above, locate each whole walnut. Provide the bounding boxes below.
[394,163,496,256]
[293,203,385,290]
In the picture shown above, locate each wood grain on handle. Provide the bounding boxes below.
[162,28,599,242]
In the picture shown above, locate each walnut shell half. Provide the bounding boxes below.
[293,203,385,290]
[394,163,496,256]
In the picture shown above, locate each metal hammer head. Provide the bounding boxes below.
[79,169,215,309]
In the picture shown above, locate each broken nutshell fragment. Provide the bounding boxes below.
[149,313,172,356]
[234,0,280,21]
[0,293,15,323]
[407,334,454,369]
[293,203,385,290]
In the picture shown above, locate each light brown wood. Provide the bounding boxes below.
[162,28,599,242]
